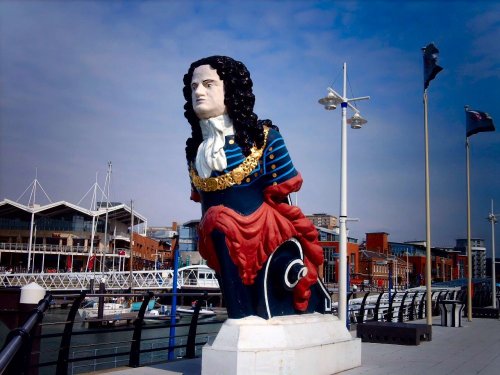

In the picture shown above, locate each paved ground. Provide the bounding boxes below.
[93,316,500,375]
[343,317,500,375]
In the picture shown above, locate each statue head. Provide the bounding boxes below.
[183,56,272,164]
[190,64,227,120]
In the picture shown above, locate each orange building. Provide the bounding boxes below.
[365,232,389,255]
[315,227,360,286]
[129,232,172,270]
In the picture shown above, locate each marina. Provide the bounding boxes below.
[0,290,226,374]
[1,284,498,374]
[41,303,223,374]
[0,238,498,375]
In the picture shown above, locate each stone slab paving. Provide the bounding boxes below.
[93,317,499,375]
[343,317,500,375]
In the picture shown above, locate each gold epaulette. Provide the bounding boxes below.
[190,127,269,192]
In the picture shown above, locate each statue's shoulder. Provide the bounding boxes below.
[264,127,283,145]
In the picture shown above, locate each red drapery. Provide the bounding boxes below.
[197,174,324,311]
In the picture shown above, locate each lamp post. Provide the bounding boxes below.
[319,62,370,326]
[155,248,158,271]
[488,200,497,308]
[406,251,409,289]
[441,258,445,282]
[394,256,398,290]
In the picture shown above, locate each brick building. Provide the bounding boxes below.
[360,233,469,288]
[315,227,359,286]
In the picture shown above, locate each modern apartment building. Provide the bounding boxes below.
[306,213,338,230]
[178,220,204,266]
[455,238,487,278]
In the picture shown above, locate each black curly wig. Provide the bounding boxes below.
[183,56,278,166]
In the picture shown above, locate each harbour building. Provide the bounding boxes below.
[455,238,487,278]
[0,198,171,273]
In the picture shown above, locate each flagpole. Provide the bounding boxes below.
[422,42,443,326]
[423,89,432,326]
[464,105,496,319]
[465,134,473,321]
[489,199,497,309]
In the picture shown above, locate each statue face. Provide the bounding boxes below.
[191,64,226,120]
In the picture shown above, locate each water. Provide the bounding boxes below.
[37,307,223,374]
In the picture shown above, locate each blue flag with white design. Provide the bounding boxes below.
[466,108,495,137]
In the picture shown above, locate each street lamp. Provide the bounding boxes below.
[318,62,370,325]
[406,251,410,289]
[347,112,368,129]
[487,200,497,308]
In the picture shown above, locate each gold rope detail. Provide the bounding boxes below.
[190,127,269,192]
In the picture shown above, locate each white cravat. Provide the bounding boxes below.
[195,114,235,178]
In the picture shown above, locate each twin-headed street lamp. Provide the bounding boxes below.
[318,62,370,325]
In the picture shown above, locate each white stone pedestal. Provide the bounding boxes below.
[202,313,361,375]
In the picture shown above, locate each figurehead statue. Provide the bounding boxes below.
[183,56,331,319]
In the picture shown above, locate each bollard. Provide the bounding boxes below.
[97,281,106,320]
[0,288,22,330]
[19,283,46,375]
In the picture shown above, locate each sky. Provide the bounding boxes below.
[0,0,499,254]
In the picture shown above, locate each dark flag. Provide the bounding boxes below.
[466,108,495,137]
[423,43,443,90]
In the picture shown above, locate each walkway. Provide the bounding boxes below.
[91,316,500,375]
[0,265,219,291]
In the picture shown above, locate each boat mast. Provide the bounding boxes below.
[85,172,99,272]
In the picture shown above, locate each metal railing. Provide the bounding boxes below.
[1,266,219,291]
[0,291,224,375]
[345,287,466,325]
[0,243,92,254]
[0,294,53,375]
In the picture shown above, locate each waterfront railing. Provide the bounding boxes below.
[0,291,224,375]
[0,242,129,255]
[0,293,53,375]
[344,287,469,324]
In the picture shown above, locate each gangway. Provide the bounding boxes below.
[0,265,219,291]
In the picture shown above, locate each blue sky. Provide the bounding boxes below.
[1,1,499,253]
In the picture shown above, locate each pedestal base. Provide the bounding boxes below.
[202,313,361,375]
